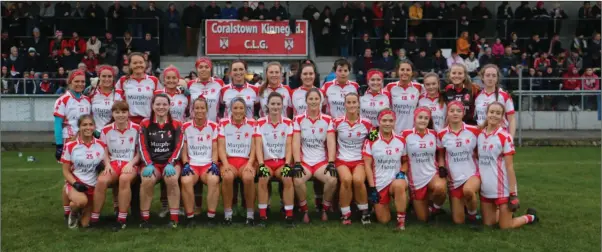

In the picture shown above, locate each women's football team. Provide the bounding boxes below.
[55,53,538,231]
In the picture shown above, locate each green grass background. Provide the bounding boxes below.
[1,147,600,252]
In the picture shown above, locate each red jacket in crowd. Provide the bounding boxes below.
[81,56,98,72]
[65,37,87,55]
[562,66,581,90]
[372,3,384,28]
[48,39,71,56]
[582,72,600,90]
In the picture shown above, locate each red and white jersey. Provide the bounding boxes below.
[386,81,425,133]
[53,92,92,139]
[321,80,359,118]
[90,89,124,129]
[220,83,259,118]
[333,116,372,162]
[474,90,515,127]
[183,120,219,166]
[360,90,391,126]
[478,127,516,199]
[218,118,256,158]
[254,116,293,160]
[61,138,106,187]
[436,124,480,189]
[418,95,446,132]
[100,122,140,162]
[259,84,292,117]
[402,128,438,191]
[291,86,324,116]
[293,113,334,166]
[187,77,224,122]
[154,89,190,122]
[115,75,160,118]
[362,134,407,191]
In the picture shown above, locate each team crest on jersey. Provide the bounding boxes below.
[146,86,151,91]
[178,100,183,105]
[244,132,250,138]
[206,134,211,140]
[281,131,286,137]
[319,128,324,133]
[167,131,172,138]
[379,101,384,105]
[356,131,361,137]
[489,144,494,150]
[411,94,415,100]
[429,141,434,146]
[464,94,470,101]
[129,137,134,143]
[465,139,470,144]
[211,89,216,93]
[96,152,100,157]
[395,148,400,153]
[246,96,251,100]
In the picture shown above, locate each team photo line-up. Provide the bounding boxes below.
[55,52,538,231]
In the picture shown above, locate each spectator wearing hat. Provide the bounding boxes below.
[221,2,238,19]
[238,1,254,21]
[26,27,48,57]
[24,47,44,74]
[182,2,203,56]
[270,1,288,21]
[254,2,270,20]
[205,1,222,19]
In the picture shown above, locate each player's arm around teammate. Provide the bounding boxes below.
[478,102,538,229]
[292,88,338,223]
[90,101,140,230]
[363,109,409,230]
[255,92,295,227]
[402,107,447,222]
[180,97,221,227]
[138,93,184,228]
[436,101,481,224]
[218,97,257,225]
[334,93,372,225]
[62,115,106,228]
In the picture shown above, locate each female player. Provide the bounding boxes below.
[258,62,292,118]
[255,92,295,227]
[475,64,516,136]
[220,60,259,119]
[291,62,322,116]
[61,114,108,229]
[436,101,481,224]
[360,69,390,126]
[218,98,257,225]
[478,102,538,229]
[401,107,447,222]
[115,52,160,124]
[89,65,123,130]
[154,67,189,122]
[292,88,338,223]
[443,63,480,125]
[333,93,372,225]
[54,70,91,220]
[187,57,224,122]
[180,97,221,227]
[363,109,409,230]
[386,60,424,134]
[138,93,184,228]
[418,73,446,132]
[92,101,140,230]
[322,59,359,118]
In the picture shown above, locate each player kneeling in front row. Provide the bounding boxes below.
[255,92,296,227]
[363,109,409,230]
[402,107,447,222]
[180,97,221,227]
[478,102,538,229]
[62,115,108,229]
[218,98,258,225]
[138,93,185,228]
[90,101,140,230]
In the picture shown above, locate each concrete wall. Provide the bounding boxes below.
[1,95,600,131]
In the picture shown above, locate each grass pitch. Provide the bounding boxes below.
[1,147,600,252]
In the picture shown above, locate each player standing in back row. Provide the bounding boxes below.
[115,52,160,124]
[386,60,424,134]
[322,59,359,118]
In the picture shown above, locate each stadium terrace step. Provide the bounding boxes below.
[1,130,600,150]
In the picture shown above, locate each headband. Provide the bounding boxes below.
[414,106,432,121]
[163,67,181,80]
[96,65,115,77]
[447,101,465,114]
[195,57,213,69]
[68,70,85,84]
[377,110,396,122]
[367,70,383,81]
